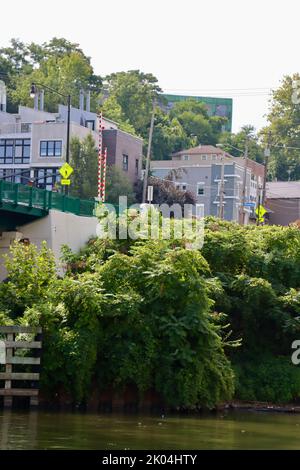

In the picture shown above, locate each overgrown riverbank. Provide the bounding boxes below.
[1,216,300,409]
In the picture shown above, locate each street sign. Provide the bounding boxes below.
[61,179,71,186]
[255,205,267,217]
[59,163,74,179]
[147,185,153,203]
[244,202,256,208]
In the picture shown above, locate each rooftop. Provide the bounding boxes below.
[172,145,232,158]
[266,181,300,199]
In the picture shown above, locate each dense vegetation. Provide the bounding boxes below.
[1,217,300,407]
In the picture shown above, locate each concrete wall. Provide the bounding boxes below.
[0,210,98,280]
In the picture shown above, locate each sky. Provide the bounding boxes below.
[0,0,299,133]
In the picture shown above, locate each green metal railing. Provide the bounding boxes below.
[0,180,97,218]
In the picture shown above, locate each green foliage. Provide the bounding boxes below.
[70,134,98,199]
[0,241,56,316]
[105,165,136,205]
[234,356,300,403]
[1,37,102,113]
[103,70,161,137]
[3,206,300,405]
[100,95,137,135]
[218,125,264,163]
[262,73,300,180]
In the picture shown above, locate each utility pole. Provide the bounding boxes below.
[262,131,271,205]
[218,156,225,219]
[257,185,263,226]
[240,137,249,225]
[142,99,156,203]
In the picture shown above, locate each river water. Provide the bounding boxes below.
[0,410,300,450]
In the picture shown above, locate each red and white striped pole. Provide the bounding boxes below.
[98,112,103,200]
[102,147,107,203]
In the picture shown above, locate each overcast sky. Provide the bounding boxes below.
[0,0,299,133]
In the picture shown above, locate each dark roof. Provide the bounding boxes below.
[266,181,300,199]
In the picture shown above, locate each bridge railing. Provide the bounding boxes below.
[0,180,97,217]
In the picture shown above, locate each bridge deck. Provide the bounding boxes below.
[0,180,97,230]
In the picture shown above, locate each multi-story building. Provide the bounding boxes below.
[0,89,142,191]
[151,145,265,223]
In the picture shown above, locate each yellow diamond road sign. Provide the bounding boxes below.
[59,163,74,179]
[255,205,267,217]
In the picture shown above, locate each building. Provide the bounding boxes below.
[163,94,233,132]
[0,88,142,191]
[151,145,264,223]
[266,181,300,225]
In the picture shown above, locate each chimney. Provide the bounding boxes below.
[39,90,44,111]
[79,89,84,111]
[86,91,91,112]
[0,81,7,112]
[34,93,39,110]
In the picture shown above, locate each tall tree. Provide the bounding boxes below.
[262,73,300,180]
[103,70,161,137]
[169,99,227,146]
[100,95,137,135]
[0,38,102,112]
[105,165,136,205]
[70,134,98,199]
[218,125,264,163]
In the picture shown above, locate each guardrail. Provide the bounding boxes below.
[0,180,97,218]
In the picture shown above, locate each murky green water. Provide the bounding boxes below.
[1,410,300,449]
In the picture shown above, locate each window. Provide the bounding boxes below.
[183,155,190,161]
[40,140,62,157]
[135,158,139,175]
[201,155,207,160]
[182,184,187,191]
[34,168,60,191]
[0,139,14,164]
[212,154,217,160]
[0,139,30,164]
[123,154,128,171]
[14,139,30,164]
[197,183,205,196]
[85,120,95,131]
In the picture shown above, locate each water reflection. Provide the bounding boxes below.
[0,410,300,449]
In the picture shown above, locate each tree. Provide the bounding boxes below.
[135,174,196,208]
[103,70,161,137]
[262,73,300,180]
[70,134,98,199]
[218,125,264,163]
[0,38,102,113]
[105,165,136,205]
[169,99,227,146]
[100,95,137,135]
[151,108,191,160]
